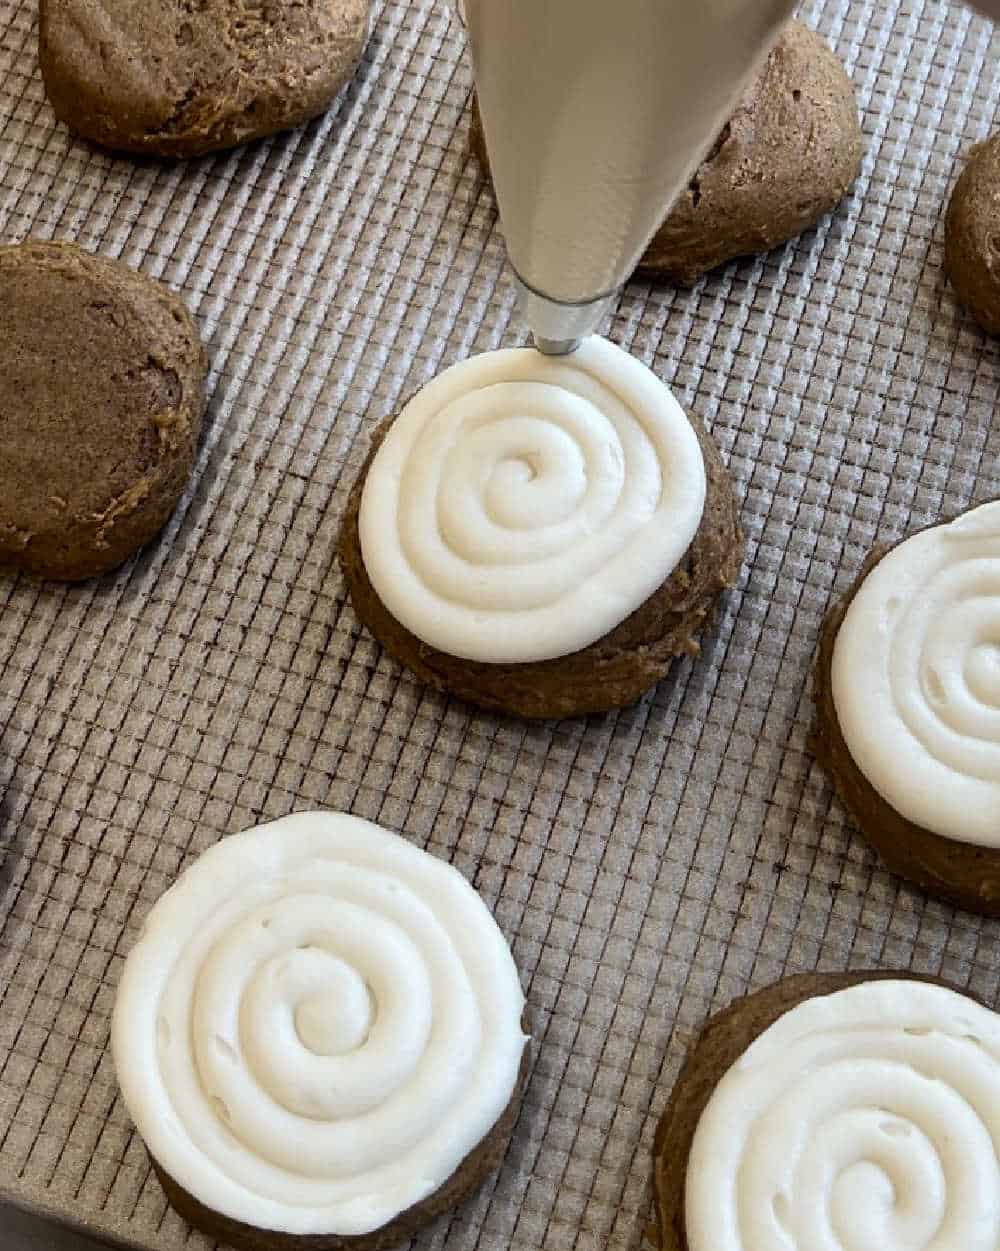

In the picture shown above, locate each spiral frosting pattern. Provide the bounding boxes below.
[111,813,528,1236]
[831,501,1000,846]
[686,979,1000,1251]
[358,337,706,664]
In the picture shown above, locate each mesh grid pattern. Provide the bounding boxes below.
[1,0,1000,1246]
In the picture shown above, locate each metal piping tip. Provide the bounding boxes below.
[532,335,581,356]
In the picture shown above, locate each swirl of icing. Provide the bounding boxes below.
[686,979,1000,1251]
[831,500,1000,846]
[358,337,706,664]
[111,812,528,1236]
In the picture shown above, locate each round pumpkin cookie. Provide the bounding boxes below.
[338,337,743,720]
[0,241,207,581]
[655,970,1000,1251]
[812,500,1000,914]
[946,135,1000,337]
[39,0,370,158]
[112,811,531,1251]
[469,21,862,287]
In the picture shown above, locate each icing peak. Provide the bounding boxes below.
[289,956,374,1057]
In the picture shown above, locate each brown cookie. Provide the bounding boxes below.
[151,1013,532,1251]
[338,410,743,720]
[112,813,532,1251]
[816,540,1000,920]
[811,513,1000,916]
[945,134,1000,337]
[39,0,370,158]
[653,969,973,1251]
[469,22,862,287]
[0,241,207,581]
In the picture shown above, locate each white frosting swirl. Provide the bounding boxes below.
[358,337,706,664]
[686,979,1000,1251]
[832,500,1000,846]
[111,812,528,1236]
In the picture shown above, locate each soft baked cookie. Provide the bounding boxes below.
[946,135,1000,337]
[812,500,1000,914]
[112,811,531,1251]
[655,970,1000,1251]
[0,241,206,581]
[469,22,862,287]
[40,0,370,157]
[338,337,743,719]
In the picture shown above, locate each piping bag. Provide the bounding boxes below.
[463,0,800,355]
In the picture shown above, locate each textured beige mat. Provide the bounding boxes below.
[1,0,1000,1247]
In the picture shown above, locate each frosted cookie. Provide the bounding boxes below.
[0,241,206,581]
[112,812,530,1251]
[655,970,1000,1251]
[470,23,862,287]
[946,135,1000,337]
[339,337,743,719]
[40,0,369,158]
[812,501,1000,913]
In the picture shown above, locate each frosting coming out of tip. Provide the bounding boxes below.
[111,812,528,1236]
[358,336,707,664]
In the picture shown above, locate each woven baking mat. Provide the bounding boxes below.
[1,0,1000,1247]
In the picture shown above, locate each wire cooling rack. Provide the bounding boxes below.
[1,0,1000,1247]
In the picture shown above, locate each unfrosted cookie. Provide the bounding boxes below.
[812,501,1000,914]
[39,0,370,158]
[655,970,1000,1251]
[112,811,531,1251]
[0,241,206,581]
[338,337,743,719]
[470,22,862,286]
[945,135,1000,337]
